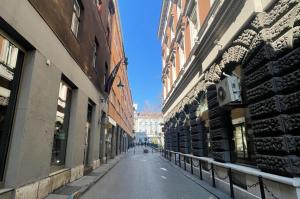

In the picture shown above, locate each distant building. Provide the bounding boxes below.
[134,112,163,146]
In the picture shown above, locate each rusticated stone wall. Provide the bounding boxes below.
[164,0,300,177]
[206,85,234,162]
[236,0,300,177]
[178,106,191,154]
[189,92,208,157]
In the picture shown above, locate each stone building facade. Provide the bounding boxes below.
[159,0,300,198]
[0,0,131,198]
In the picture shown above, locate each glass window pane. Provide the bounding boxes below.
[0,34,23,181]
[51,81,72,170]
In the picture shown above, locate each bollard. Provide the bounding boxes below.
[228,168,234,199]
[184,156,186,171]
[211,163,216,187]
[174,154,176,165]
[258,176,266,199]
[199,160,202,180]
[179,154,181,168]
[190,157,193,175]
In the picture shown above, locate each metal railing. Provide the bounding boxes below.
[161,149,280,199]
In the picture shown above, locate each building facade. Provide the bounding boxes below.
[159,0,300,198]
[0,0,131,198]
[106,0,134,160]
[134,112,163,146]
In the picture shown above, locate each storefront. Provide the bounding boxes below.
[0,32,24,186]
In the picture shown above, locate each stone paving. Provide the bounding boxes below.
[45,155,124,199]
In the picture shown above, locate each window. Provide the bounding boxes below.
[92,39,99,69]
[71,0,81,37]
[169,16,174,41]
[171,55,176,84]
[167,75,171,93]
[0,34,24,181]
[51,80,73,171]
[189,3,199,46]
[178,35,185,69]
[95,0,102,6]
[108,0,115,15]
[104,62,108,88]
[177,0,182,19]
[233,123,247,159]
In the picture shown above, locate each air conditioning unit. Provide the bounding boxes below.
[216,75,241,106]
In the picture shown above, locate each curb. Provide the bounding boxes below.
[74,156,125,198]
[49,155,126,199]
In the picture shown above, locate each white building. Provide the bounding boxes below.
[134,112,163,146]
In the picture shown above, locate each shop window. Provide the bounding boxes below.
[0,34,24,181]
[233,123,247,159]
[71,0,82,37]
[84,101,93,166]
[233,120,256,165]
[51,80,73,171]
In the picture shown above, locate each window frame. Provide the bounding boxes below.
[50,80,73,172]
[92,39,99,69]
[71,0,81,38]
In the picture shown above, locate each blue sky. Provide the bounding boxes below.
[119,0,162,112]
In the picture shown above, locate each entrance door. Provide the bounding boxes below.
[0,33,24,185]
[83,102,93,168]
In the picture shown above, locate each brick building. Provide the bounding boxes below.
[106,0,134,161]
[0,0,132,198]
[159,0,300,198]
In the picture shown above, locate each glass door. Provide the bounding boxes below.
[83,102,93,166]
[51,80,72,172]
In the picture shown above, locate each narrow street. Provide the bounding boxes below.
[81,147,217,199]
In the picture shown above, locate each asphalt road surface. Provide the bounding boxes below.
[80,147,217,199]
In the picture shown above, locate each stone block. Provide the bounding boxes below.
[15,182,39,199]
[0,189,13,199]
[49,170,71,192]
[37,178,50,199]
[70,165,84,182]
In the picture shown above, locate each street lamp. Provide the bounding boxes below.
[117,79,125,91]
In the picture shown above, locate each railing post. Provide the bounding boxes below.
[184,156,186,171]
[199,160,202,180]
[190,157,193,175]
[228,168,234,199]
[211,163,216,187]
[258,176,266,199]
[174,153,177,165]
[179,154,181,168]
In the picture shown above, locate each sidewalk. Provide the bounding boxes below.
[45,155,124,199]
